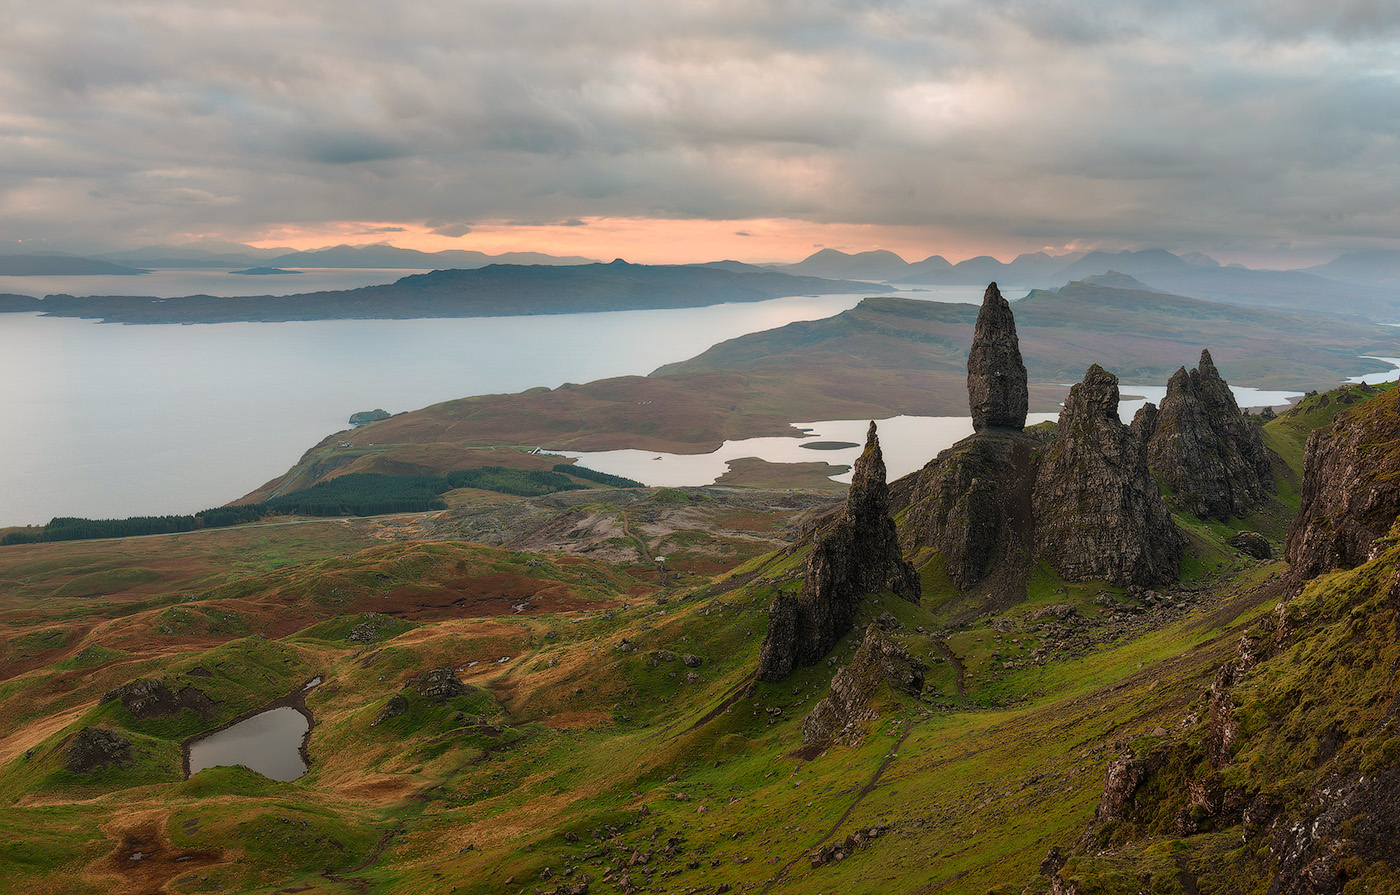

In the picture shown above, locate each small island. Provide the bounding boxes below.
[348,409,391,426]
[230,267,301,276]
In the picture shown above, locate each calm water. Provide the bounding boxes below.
[552,383,1305,489]
[186,706,309,782]
[0,268,432,298]
[4,287,977,526]
[1,277,1350,525]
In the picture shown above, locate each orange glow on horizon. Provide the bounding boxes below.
[239,217,1059,266]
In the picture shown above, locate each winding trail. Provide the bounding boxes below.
[932,638,968,704]
[619,508,653,563]
[759,721,918,894]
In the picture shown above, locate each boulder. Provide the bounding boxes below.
[1226,531,1272,560]
[1033,365,1184,587]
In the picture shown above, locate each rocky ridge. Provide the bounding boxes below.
[756,423,919,681]
[1041,384,1400,895]
[1145,349,1275,520]
[801,623,926,746]
[1285,387,1400,580]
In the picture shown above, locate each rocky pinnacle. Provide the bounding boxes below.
[756,422,919,682]
[1147,349,1274,521]
[967,282,1029,432]
[1032,364,1184,587]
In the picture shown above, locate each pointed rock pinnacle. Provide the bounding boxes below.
[967,282,1029,432]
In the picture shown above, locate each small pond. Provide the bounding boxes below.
[186,706,310,782]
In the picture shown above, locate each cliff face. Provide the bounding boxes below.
[897,430,1038,596]
[1147,349,1274,520]
[756,423,919,682]
[966,282,1029,432]
[1286,387,1400,581]
[1032,364,1184,587]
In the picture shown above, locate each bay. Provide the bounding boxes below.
[2,287,981,526]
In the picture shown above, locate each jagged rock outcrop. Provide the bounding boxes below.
[757,423,919,682]
[967,282,1028,432]
[1226,531,1272,560]
[1130,401,1158,444]
[1268,768,1400,895]
[1094,751,1147,821]
[896,430,1038,595]
[64,726,133,773]
[406,668,471,701]
[801,624,925,745]
[1286,388,1400,581]
[1033,365,1184,587]
[100,677,215,720]
[1147,349,1274,520]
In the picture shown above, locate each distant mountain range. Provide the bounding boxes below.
[0,260,892,324]
[83,243,598,270]
[771,247,1400,319]
[7,241,1400,319]
[1305,250,1400,287]
[0,254,150,276]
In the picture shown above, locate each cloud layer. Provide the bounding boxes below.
[4,0,1399,262]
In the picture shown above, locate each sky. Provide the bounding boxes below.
[3,0,1400,267]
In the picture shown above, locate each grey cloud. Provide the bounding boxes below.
[2,0,1399,261]
[430,223,472,237]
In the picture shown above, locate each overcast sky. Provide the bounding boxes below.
[3,0,1399,265]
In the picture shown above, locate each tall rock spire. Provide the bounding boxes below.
[967,282,1029,432]
[756,422,919,682]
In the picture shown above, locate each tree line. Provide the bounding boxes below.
[1,465,641,546]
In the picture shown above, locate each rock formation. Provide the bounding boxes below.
[64,726,133,773]
[756,423,919,682]
[1146,349,1274,520]
[801,624,925,745]
[101,677,215,720]
[897,431,1038,595]
[895,282,1038,598]
[1286,388,1400,580]
[1130,401,1158,444]
[1032,364,1184,587]
[967,282,1029,432]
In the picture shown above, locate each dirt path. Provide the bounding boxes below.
[932,638,968,704]
[760,721,918,894]
[618,508,653,562]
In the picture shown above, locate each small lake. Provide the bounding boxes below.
[554,383,1308,488]
[186,706,310,782]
